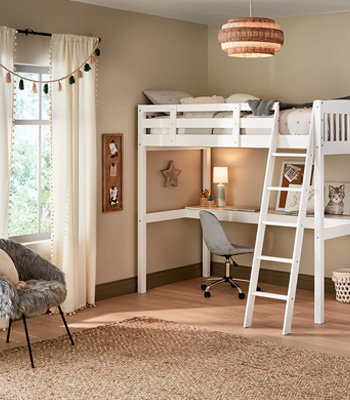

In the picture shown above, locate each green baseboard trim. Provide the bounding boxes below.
[95,263,202,301]
[212,262,335,294]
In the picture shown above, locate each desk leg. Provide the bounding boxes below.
[202,238,210,277]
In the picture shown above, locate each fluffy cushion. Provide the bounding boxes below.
[15,279,67,319]
[143,90,192,105]
[226,93,259,103]
[180,95,225,105]
[0,249,19,286]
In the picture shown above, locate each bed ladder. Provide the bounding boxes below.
[244,116,314,335]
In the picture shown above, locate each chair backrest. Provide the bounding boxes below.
[0,239,65,285]
[199,210,234,256]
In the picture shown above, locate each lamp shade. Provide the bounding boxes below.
[218,17,284,58]
[213,167,228,184]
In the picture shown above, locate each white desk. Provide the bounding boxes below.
[139,205,350,325]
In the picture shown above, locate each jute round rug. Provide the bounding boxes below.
[0,317,349,400]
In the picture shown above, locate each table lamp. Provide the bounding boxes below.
[213,167,228,207]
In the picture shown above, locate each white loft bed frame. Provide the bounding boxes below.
[138,100,350,326]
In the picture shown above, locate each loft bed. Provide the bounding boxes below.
[137,99,350,327]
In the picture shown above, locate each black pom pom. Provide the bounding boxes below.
[84,63,91,72]
[69,76,75,85]
[95,48,100,56]
[43,84,49,94]
[19,79,24,90]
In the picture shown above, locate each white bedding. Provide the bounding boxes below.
[148,108,312,136]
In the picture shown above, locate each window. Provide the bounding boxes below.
[9,65,51,242]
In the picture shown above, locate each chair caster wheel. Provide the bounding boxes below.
[256,286,261,291]
[238,292,245,299]
[201,283,207,291]
[204,291,211,298]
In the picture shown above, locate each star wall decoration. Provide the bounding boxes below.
[161,160,182,187]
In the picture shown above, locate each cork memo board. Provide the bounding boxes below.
[102,134,123,212]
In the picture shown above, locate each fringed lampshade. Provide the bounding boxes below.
[218,1,284,58]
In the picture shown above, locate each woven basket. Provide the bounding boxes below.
[332,268,350,303]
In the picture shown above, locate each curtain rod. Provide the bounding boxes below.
[17,28,101,42]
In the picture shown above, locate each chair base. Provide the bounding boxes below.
[202,276,249,299]
[5,306,74,368]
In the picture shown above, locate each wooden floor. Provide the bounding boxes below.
[1,278,349,358]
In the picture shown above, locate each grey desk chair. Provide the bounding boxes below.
[199,210,258,299]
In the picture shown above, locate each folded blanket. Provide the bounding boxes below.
[247,99,275,116]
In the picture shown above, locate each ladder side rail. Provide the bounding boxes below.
[313,101,325,324]
[282,123,315,334]
[244,103,280,328]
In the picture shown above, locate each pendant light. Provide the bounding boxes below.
[218,0,284,58]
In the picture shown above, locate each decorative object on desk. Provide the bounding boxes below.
[276,161,314,211]
[213,167,228,207]
[218,0,284,58]
[207,195,215,208]
[200,188,210,206]
[161,160,182,187]
[324,182,350,215]
[102,134,123,212]
[285,184,314,213]
[332,268,350,303]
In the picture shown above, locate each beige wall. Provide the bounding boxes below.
[1,0,208,284]
[208,13,350,277]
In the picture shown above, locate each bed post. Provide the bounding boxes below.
[138,106,147,293]
[202,148,211,277]
[313,100,325,324]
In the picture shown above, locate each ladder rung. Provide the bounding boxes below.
[251,291,288,301]
[267,186,303,192]
[272,152,307,158]
[258,255,293,264]
[262,221,298,228]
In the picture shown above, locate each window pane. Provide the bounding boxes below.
[14,73,39,120]
[41,126,51,233]
[42,74,50,120]
[9,125,39,237]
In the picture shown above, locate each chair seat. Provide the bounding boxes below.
[213,243,254,257]
[15,280,67,319]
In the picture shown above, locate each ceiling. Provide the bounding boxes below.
[69,0,350,24]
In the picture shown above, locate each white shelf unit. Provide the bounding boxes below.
[138,100,350,326]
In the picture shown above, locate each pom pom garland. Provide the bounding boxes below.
[1,43,100,91]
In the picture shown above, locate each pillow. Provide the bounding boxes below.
[0,249,25,289]
[180,95,225,105]
[0,249,19,286]
[143,90,192,105]
[226,93,259,103]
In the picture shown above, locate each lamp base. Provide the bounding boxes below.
[216,184,226,207]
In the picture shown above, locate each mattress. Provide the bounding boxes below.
[148,108,311,136]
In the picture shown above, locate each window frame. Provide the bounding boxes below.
[9,64,51,243]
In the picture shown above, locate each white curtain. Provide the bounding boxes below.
[51,34,98,313]
[0,26,15,239]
